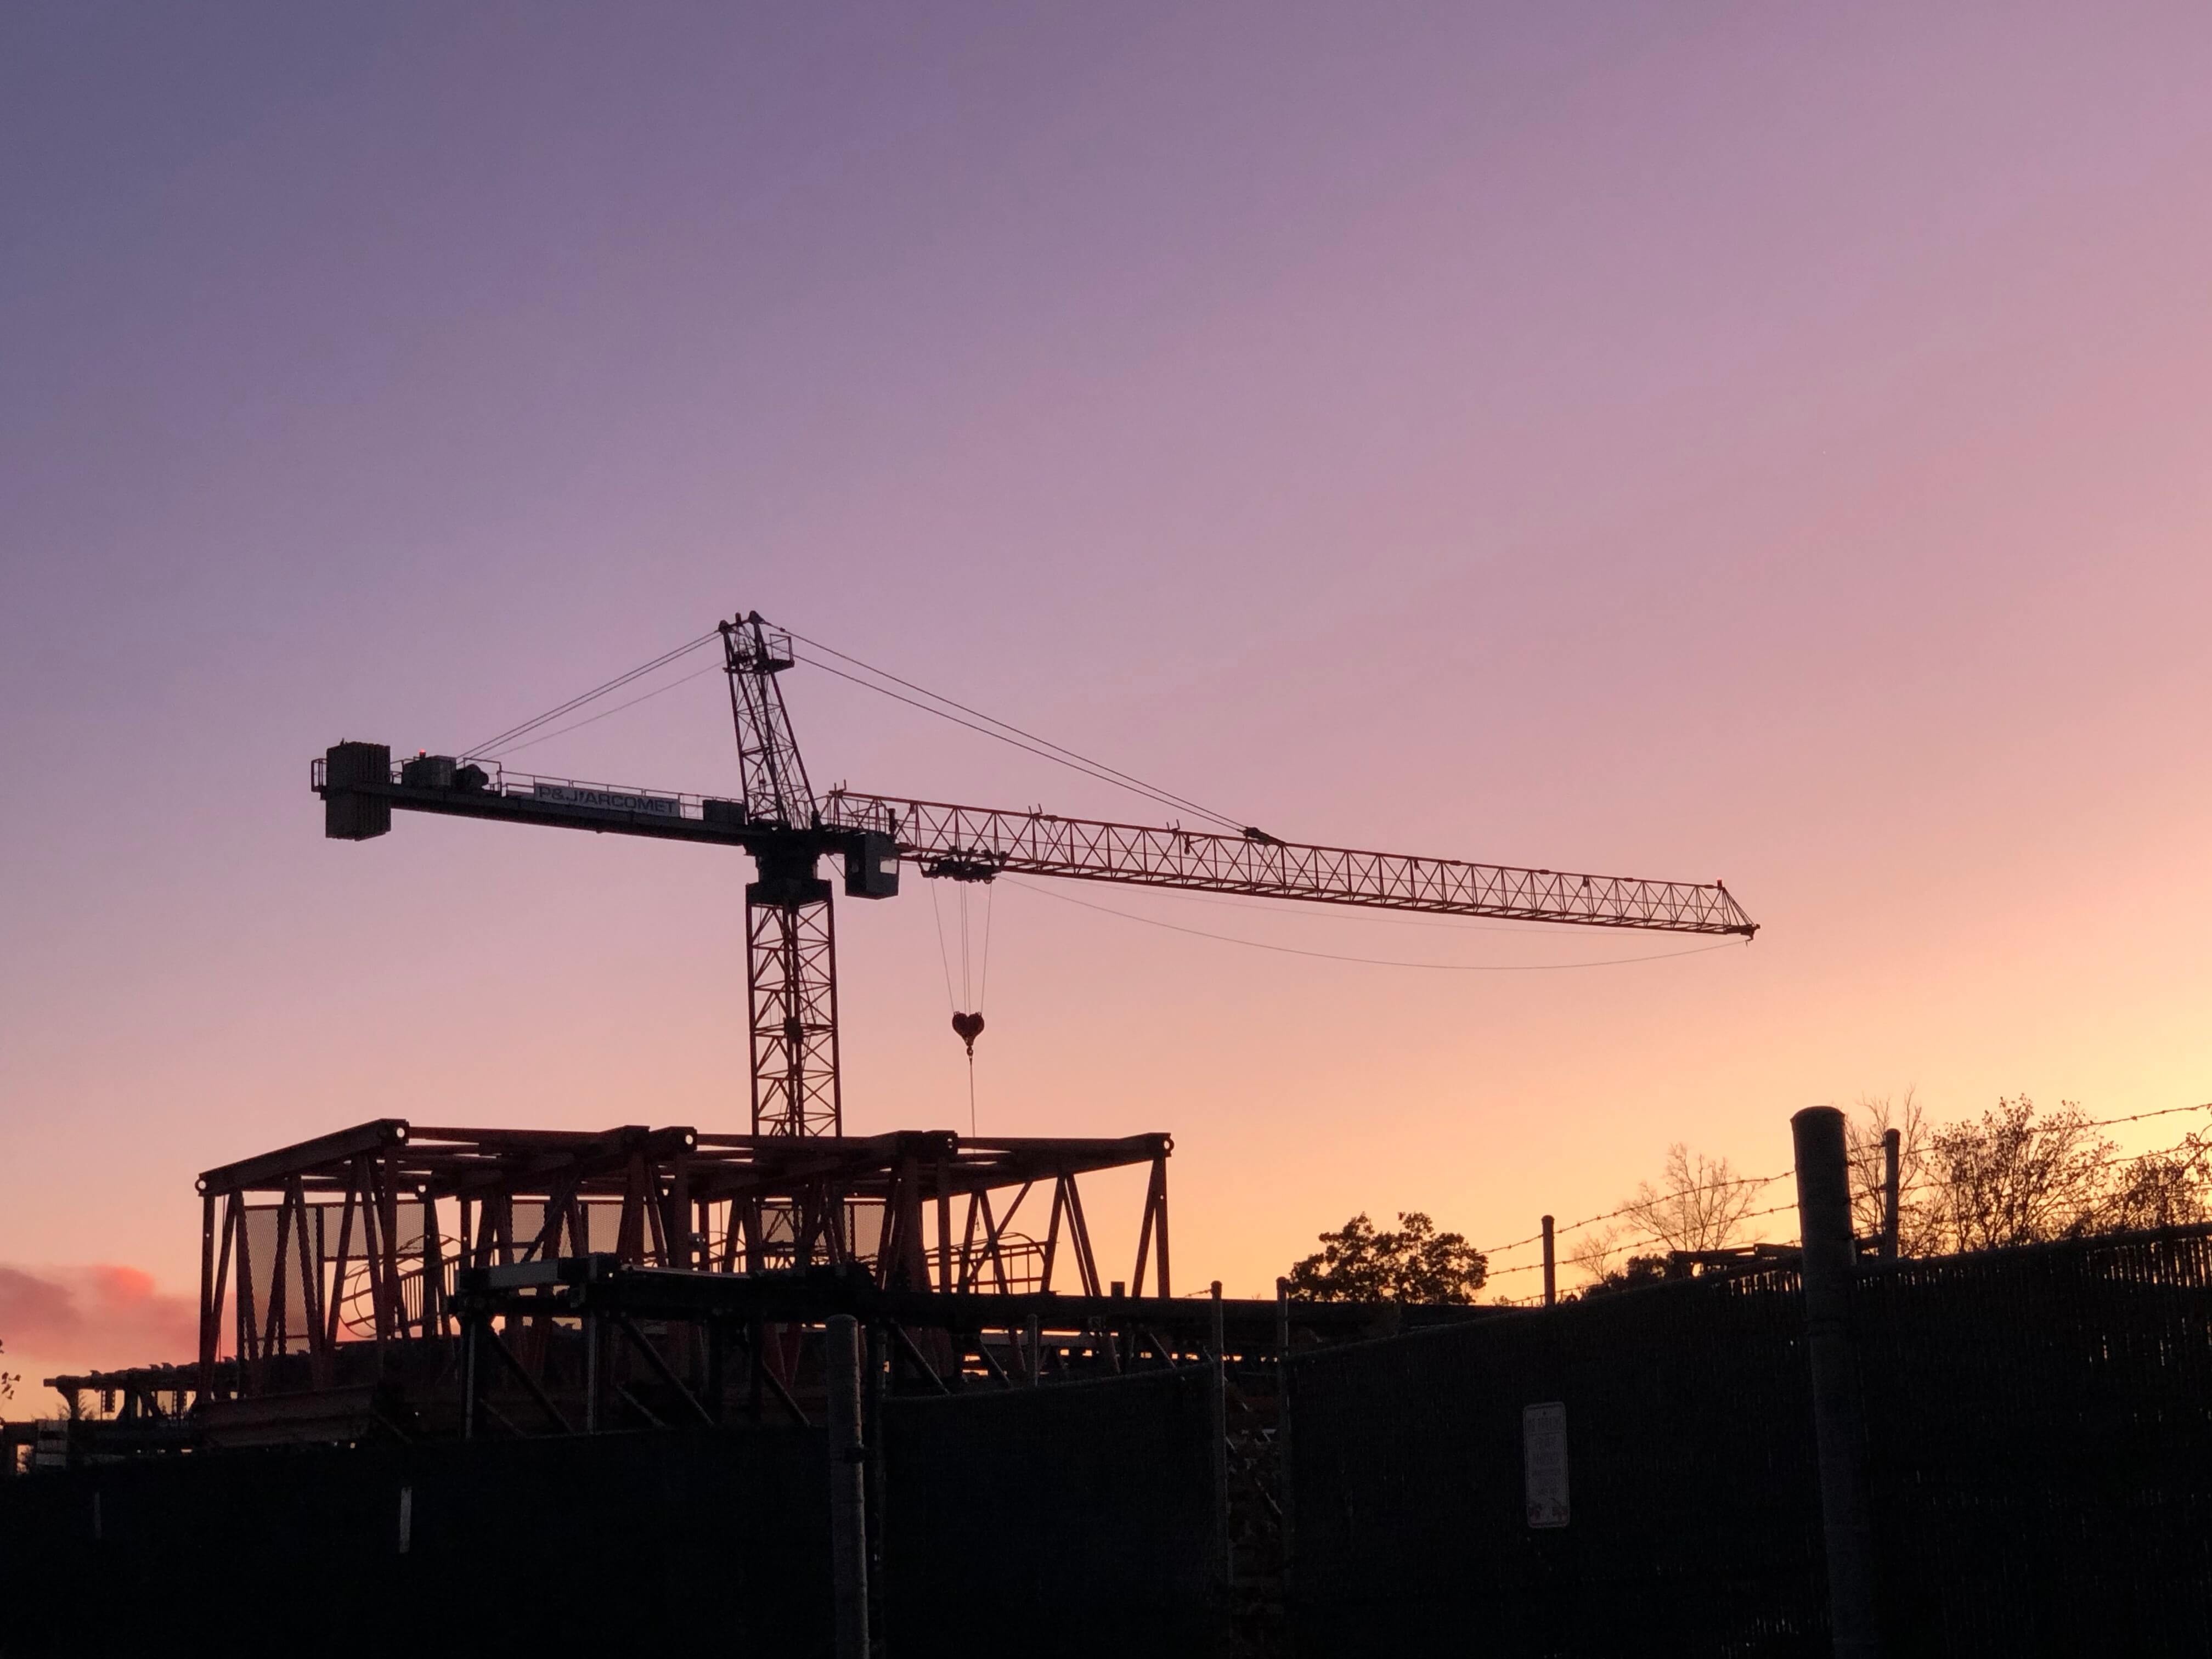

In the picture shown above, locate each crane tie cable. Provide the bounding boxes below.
[783,633,1249,833]
[464,630,721,760]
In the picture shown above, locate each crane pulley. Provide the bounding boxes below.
[315,609,1757,1139]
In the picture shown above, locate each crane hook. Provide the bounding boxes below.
[951,1011,985,1057]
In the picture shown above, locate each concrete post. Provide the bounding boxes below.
[1541,1215,1557,1308]
[1880,1129,1901,1261]
[825,1314,870,1659]
[1792,1106,1882,1658]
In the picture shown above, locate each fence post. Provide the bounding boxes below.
[1210,1281,1232,1606]
[1880,1130,1901,1261]
[1276,1275,1295,1605]
[826,1314,871,1659]
[1792,1106,1881,1658]
[1541,1215,1557,1307]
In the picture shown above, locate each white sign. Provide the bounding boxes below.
[1523,1402,1570,1528]
[529,782,683,819]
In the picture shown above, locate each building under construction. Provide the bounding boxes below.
[1,613,1776,1657]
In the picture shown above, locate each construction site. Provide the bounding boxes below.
[5,613,2212,1657]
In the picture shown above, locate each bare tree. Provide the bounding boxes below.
[1846,1090,1940,1253]
[1566,1223,1622,1286]
[1623,1144,1760,1252]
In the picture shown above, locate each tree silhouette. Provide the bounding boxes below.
[1287,1212,1488,1303]
[1624,1144,1759,1252]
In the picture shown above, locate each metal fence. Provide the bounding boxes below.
[1857,1227,2212,1655]
[881,1364,1224,1656]
[0,1429,833,1657]
[1287,1270,1825,1657]
[1286,1223,2212,1657]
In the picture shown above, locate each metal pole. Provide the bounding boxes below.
[1210,1281,1231,1602]
[584,1313,599,1434]
[1276,1275,1295,1609]
[1541,1215,1557,1308]
[462,1315,478,1441]
[1880,1129,1901,1261]
[1792,1105,1882,1659]
[826,1314,871,1659]
[1025,1311,1042,1387]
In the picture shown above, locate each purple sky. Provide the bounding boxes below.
[6,3,2212,1380]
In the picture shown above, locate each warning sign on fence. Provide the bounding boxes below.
[1523,1402,1569,1528]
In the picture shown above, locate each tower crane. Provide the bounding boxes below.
[315,612,1756,1138]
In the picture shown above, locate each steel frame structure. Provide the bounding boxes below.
[188,1118,1172,1403]
[446,1255,1460,1440]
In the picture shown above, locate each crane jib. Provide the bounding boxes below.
[312,751,1754,936]
[821,791,1758,937]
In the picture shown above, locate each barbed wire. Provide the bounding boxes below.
[2074,1101,2211,1131]
[1476,1102,2212,1265]
[1479,1170,1792,1259]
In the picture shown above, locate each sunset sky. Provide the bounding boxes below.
[6,3,2212,1392]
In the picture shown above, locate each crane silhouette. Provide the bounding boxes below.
[316,611,1756,1138]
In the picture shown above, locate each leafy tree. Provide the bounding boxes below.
[1287,1212,1487,1304]
[2100,1132,2212,1232]
[1922,1095,2117,1251]
[1,1338,14,1403]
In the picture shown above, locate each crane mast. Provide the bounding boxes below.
[721,614,842,1139]
[315,610,1757,1141]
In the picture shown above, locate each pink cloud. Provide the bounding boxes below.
[0,1265,197,1376]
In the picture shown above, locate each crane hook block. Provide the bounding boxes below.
[951,1011,985,1056]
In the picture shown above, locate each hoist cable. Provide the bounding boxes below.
[958,887,973,1009]
[927,882,958,1014]
[978,882,995,1009]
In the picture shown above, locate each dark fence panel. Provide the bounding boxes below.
[882,1366,1222,1656]
[1289,1226,2212,1657]
[0,1427,831,1658]
[1288,1274,1826,1659]
[1857,1229,2212,1656]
